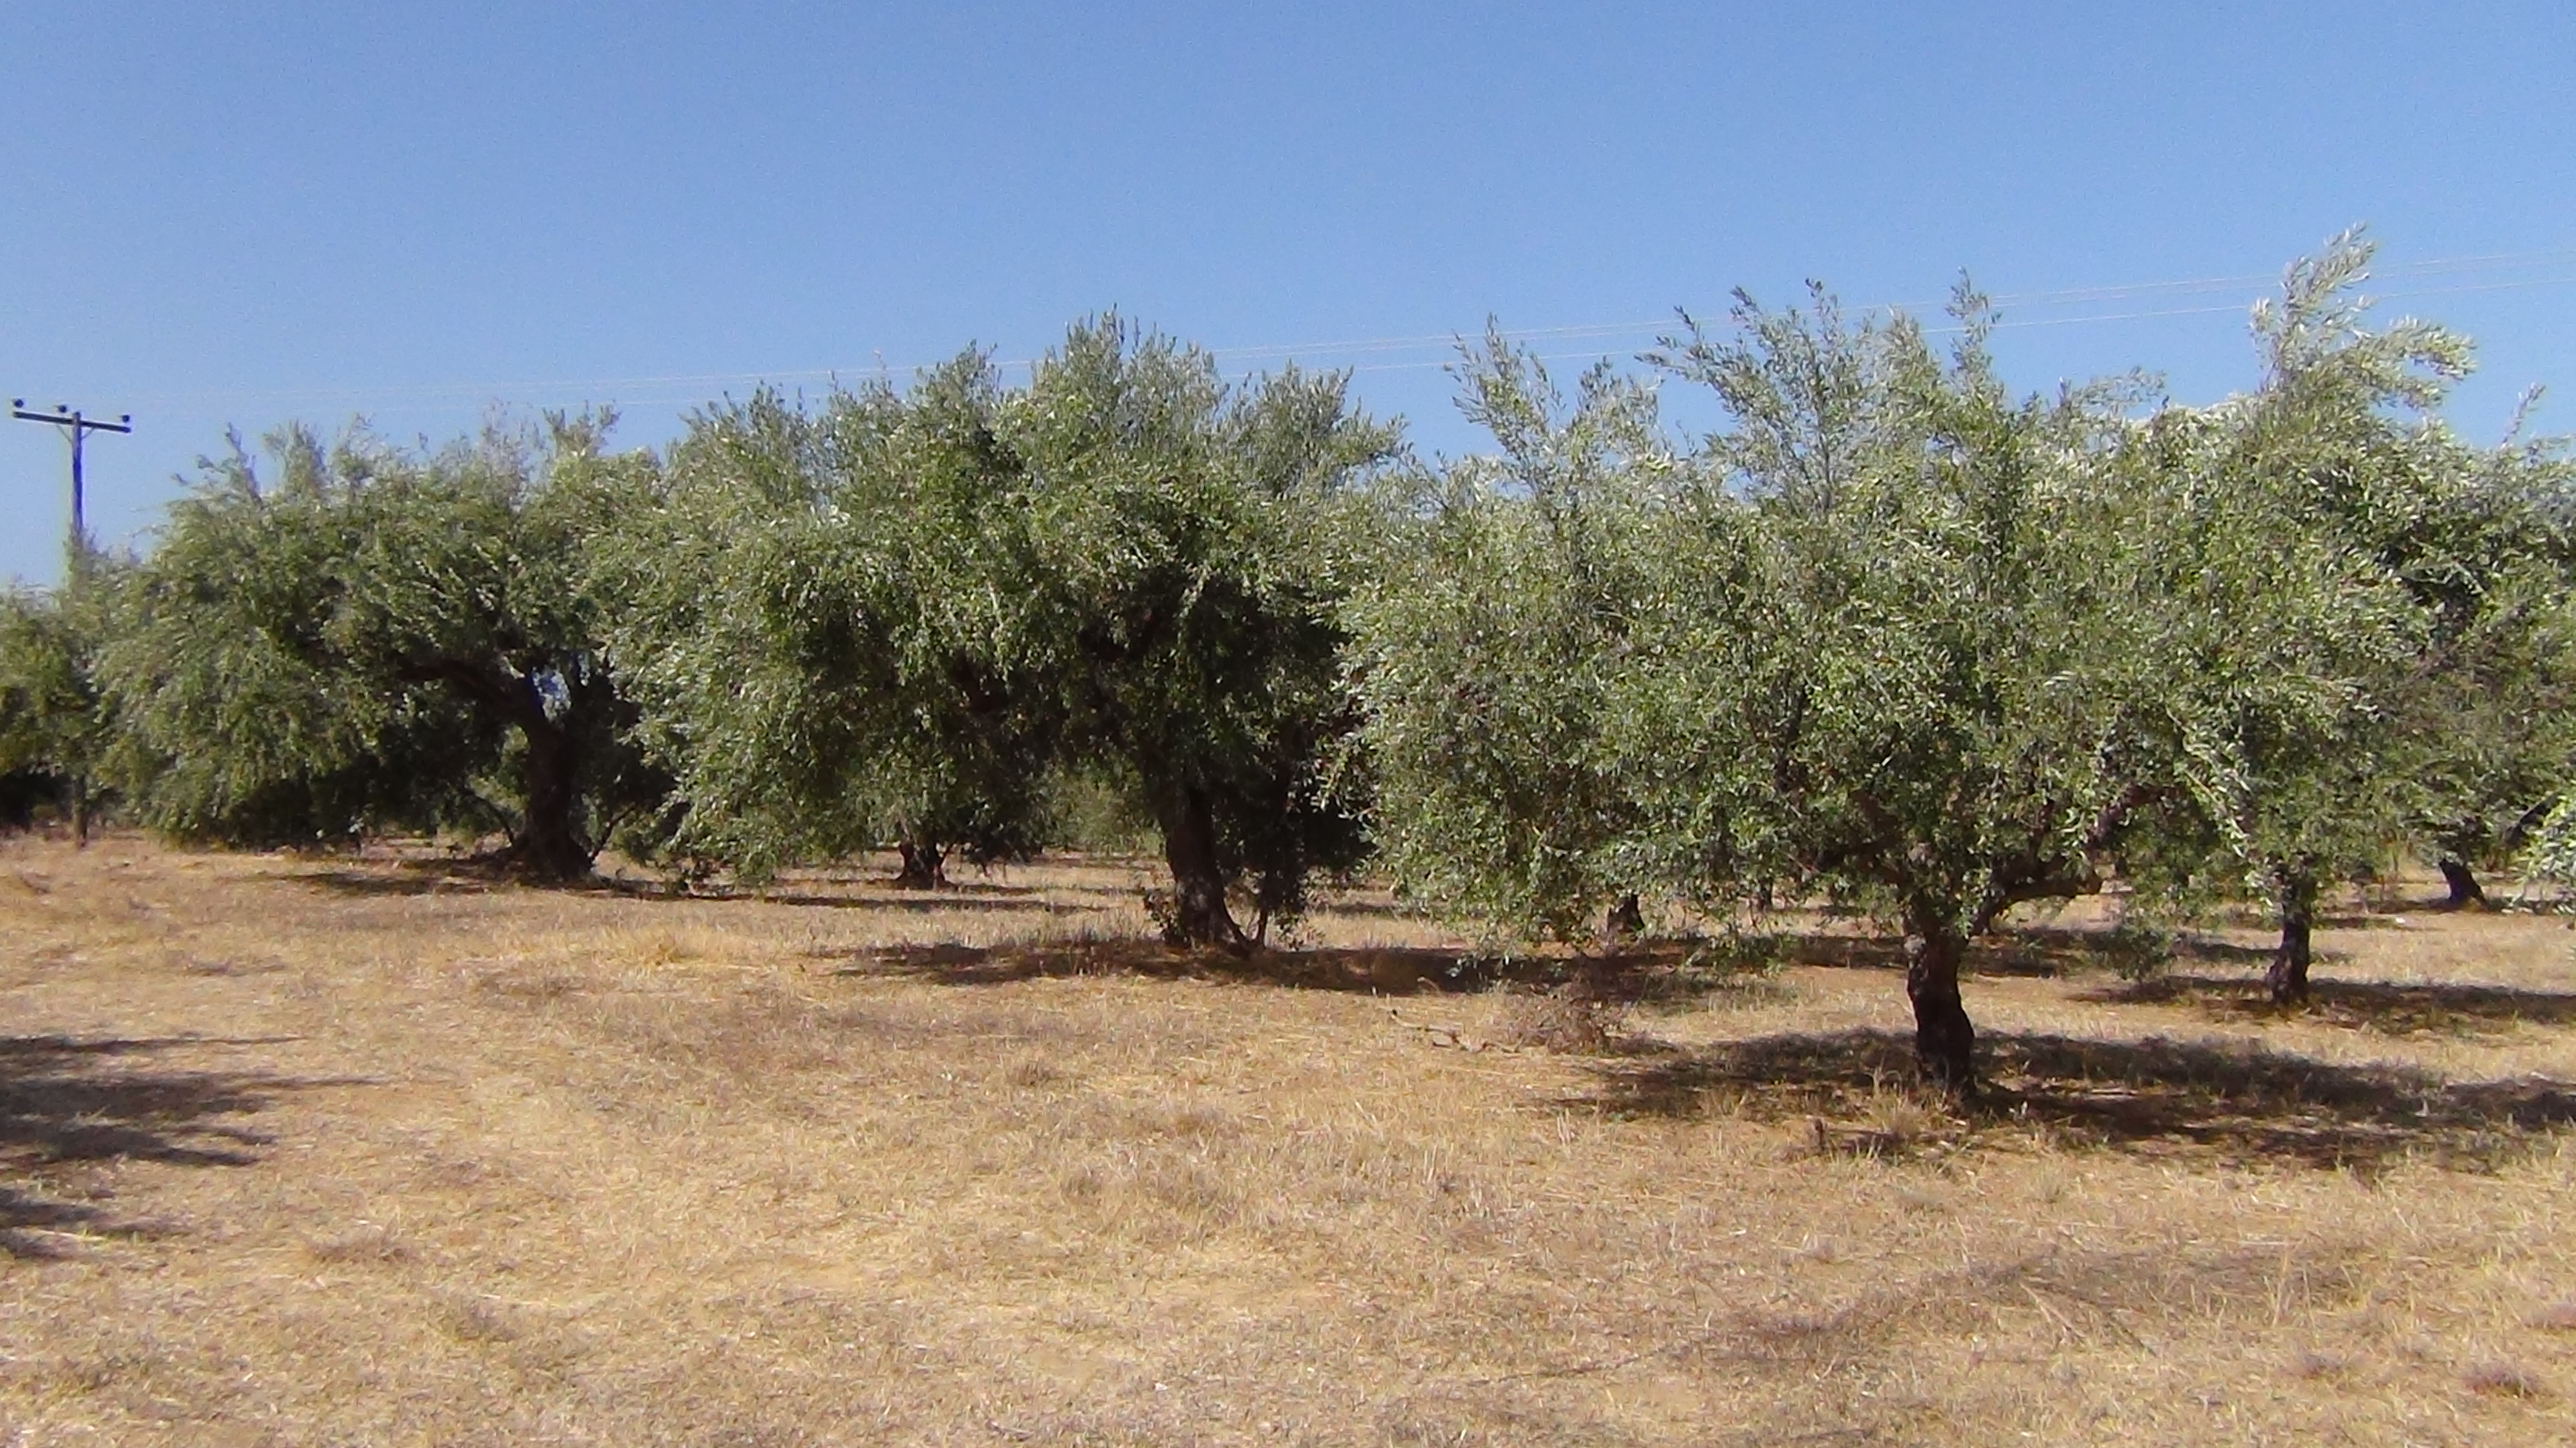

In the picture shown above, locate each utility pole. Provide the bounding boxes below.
[12,399,133,568]
[9,400,129,848]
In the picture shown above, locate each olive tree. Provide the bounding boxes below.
[101,419,668,877]
[594,364,1064,885]
[605,319,1399,944]
[1358,293,2149,1090]
[2109,402,2423,1003]
[1643,288,2150,1089]
[0,571,119,841]
[1346,330,1677,947]
[1000,319,1399,944]
[2367,419,2576,910]
[2120,231,2566,999]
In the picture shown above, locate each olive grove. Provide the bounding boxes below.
[1,233,2568,1091]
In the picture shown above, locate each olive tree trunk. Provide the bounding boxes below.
[894,839,949,889]
[1151,782,1245,951]
[2268,869,2317,1005]
[514,721,593,882]
[1602,892,1644,946]
[2438,857,2487,911]
[1902,904,1977,1094]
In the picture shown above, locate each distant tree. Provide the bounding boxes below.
[2390,456,2576,911]
[1641,286,2151,1089]
[2357,411,2576,911]
[605,319,1399,943]
[100,418,669,878]
[0,569,120,842]
[2118,231,2562,1001]
[594,365,1064,886]
[1346,330,1678,948]
[2109,407,2423,1004]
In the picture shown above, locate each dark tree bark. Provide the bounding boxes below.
[513,721,592,882]
[1151,781,1245,952]
[69,774,89,849]
[1602,892,1644,946]
[2268,869,2317,1005]
[1902,906,1977,1094]
[415,659,596,882]
[893,839,948,889]
[2438,857,2487,911]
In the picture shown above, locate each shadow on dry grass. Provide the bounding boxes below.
[286,861,1100,915]
[738,891,1092,914]
[0,1035,360,1259]
[840,939,1520,994]
[283,866,504,899]
[2087,975,2576,1038]
[1435,1235,2361,1411]
[1774,925,2307,980]
[1569,1027,2576,1170]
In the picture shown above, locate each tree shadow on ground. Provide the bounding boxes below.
[1305,895,1439,922]
[282,862,1106,915]
[2085,974,2576,1038]
[0,1035,360,1259]
[1567,1027,2576,1171]
[1407,1234,2366,1442]
[719,890,1102,915]
[837,940,1544,995]
[846,937,1841,1006]
[1777,923,2319,981]
[284,867,500,898]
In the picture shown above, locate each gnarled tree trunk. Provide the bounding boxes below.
[1151,781,1244,952]
[1602,892,1644,946]
[2438,857,2487,911]
[514,721,592,882]
[894,839,948,889]
[2268,869,2317,1005]
[1902,904,1977,1094]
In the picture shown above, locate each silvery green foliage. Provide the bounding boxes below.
[0,573,118,824]
[1357,293,2148,953]
[2118,229,2564,909]
[1645,285,2149,945]
[592,359,1063,879]
[98,418,665,875]
[597,317,1399,936]
[1004,319,1397,941]
[1355,288,2149,1082]
[1345,328,1677,944]
[2522,791,2576,894]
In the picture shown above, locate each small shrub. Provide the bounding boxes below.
[2462,1360,2548,1398]
[2100,920,2178,981]
[1498,986,1616,1054]
[2527,1299,2576,1332]
[1682,926,1786,979]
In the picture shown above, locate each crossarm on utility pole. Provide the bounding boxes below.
[12,399,133,566]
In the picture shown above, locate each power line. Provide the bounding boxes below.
[1327,274,2576,375]
[68,245,2576,418]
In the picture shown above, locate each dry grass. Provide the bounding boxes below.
[2,837,2573,1445]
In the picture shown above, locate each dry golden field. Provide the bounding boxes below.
[2,834,2573,1446]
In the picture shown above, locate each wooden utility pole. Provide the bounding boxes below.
[12,399,133,568]
[9,400,131,845]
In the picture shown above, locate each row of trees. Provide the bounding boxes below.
[1357,237,2576,1085]
[5,231,2571,1091]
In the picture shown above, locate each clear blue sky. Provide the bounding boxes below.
[6,2,2573,586]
